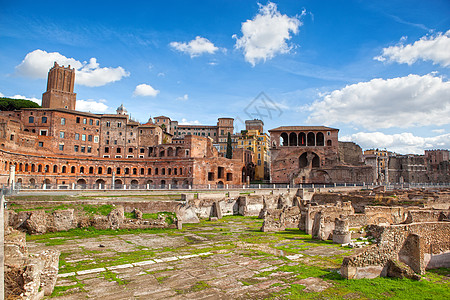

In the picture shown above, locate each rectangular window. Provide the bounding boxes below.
[94,136,99,143]
[75,133,79,140]
[96,120,99,126]
[76,117,80,123]
[40,130,47,136]
[74,145,79,152]
[60,131,65,138]
[118,122,122,128]
[88,135,92,142]
[82,134,86,141]
[42,117,47,123]
[105,147,109,153]
[117,148,121,153]
[106,140,109,145]
[89,119,93,125]
[106,121,110,127]
[81,146,86,153]
[59,144,64,151]
[29,116,34,123]
[114,140,117,145]
[87,146,92,153]
[38,142,43,147]
[61,118,66,125]
[83,118,87,124]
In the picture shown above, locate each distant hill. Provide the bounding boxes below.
[0,97,41,111]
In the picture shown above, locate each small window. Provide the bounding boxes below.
[40,130,47,136]
[29,116,34,123]
[88,135,92,142]
[76,117,80,123]
[118,122,122,128]
[74,145,79,152]
[59,144,64,151]
[89,119,93,125]
[81,146,86,153]
[82,134,86,141]
[60,131,65,138]
[94,136,99,143]
[105,147,109,153]
[83,118,87,124]
[38,142,43,147]
[87,147,92,153]
[96,120,99,126]
[42,117,47,123]
[128,147,133,153]
[106,121,110,127]
[117,148,121,153]
[75,133,79,140]
[106,140,109,145]
[61,118,66,125]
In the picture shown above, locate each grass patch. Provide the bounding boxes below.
[50,276,86,298]
[191,281,210,292]
[101,270,128,285]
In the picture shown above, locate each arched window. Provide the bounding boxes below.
[298,132,306,146]
[71,166,76,173]
[160,150,165,157]
[125,167,130,175]
[89,167,94,174]
[38,165,42,172]
[147,168,152,175]
[179,168,182,175]
[80,166,85,174]
[25,163,29,172]
[299,153,308,168]
[168,168,172,175]
[107,167,112,174]
[117,167,121,175]
[155,168,159,175]
[133,168,137,175]
[327,140,332,146]
[174,168,177,175]
[307,132,315,146]
[98,167,103,174]
[31,164,35,172]
[45,165,49,172]
[167,147,173,156]
[162,168,166,175]
[280,132,288,146]
[316,132,324,146]
[62,166,67,173]
[289,132,297,146]
[140,168,144,175]
[53,165,58,173]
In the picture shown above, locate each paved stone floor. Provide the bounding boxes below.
[25,217,364,299]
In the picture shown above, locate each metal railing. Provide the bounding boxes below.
[7,182,450,192]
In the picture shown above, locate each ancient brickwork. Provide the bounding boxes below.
[341,222,450,278]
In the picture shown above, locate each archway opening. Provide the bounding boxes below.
[307,132,315,146]
[289,132,297,146]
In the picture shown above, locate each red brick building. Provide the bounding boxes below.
[0,63,245,188]
[269,126,373,184]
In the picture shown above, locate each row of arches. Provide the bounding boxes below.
[280,132,331,147]
[2,161,191,177]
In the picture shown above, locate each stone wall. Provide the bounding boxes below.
[341,222,450,279]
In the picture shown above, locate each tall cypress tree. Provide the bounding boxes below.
[225,132,233,159]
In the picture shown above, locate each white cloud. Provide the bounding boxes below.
[176,94,189,101]
[157,72,165,77]
[76,99,109,113]
[179,118,201,125]
[341,132,450,155]
[170,36,219,58]
[374,30,450,67]
[133,84,160,97]
[15,49,129,87]
[0,92,4,97]
[432,129,445,134]
[307,74,450,129]
[233,2,302,66]
[10,94,41,105]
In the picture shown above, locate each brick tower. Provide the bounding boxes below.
[42,62,76,110]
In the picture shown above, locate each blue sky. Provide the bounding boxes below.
[0,0,449,154]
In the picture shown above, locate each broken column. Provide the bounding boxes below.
[332,215,351,244]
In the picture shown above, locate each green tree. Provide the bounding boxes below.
[225,132,233,159]
[0,97,41,111]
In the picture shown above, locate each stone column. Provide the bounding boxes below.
[9,165,15,190]
[332,216,351,244]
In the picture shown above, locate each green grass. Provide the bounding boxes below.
[101,270,128,285]
[191,281,210,292]
[50,276,86,298]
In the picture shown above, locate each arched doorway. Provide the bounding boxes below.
[114,179,123,189]
[299,132,306,146]
[299,153,308,168]
[77,179,87,189]
[29,178,36,187]
[131,179,139,189]
[280,132,288,146]
[95,179,106,189]
[217,181,224,188]
[307,132,315,146]
[316,132,324,146]
[312,154,320,168]
[160,180,166,188]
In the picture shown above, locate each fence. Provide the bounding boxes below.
[5,182,450,192]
